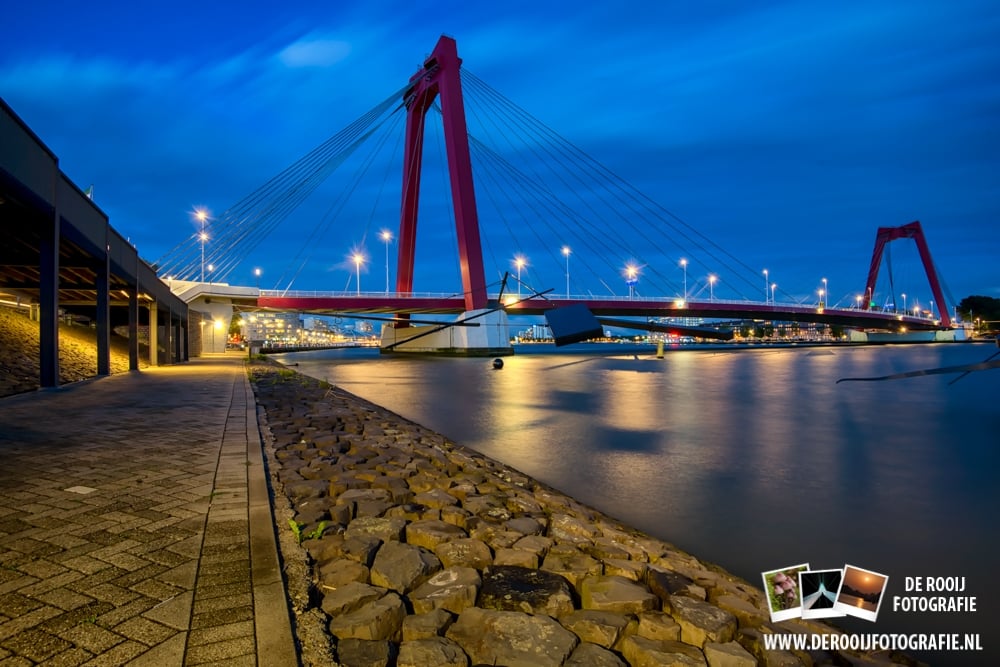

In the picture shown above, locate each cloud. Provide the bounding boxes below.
[277,36,351,68]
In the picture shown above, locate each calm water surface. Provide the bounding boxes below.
[276,342,999,664]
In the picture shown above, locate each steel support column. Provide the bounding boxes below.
[95,253,111,376]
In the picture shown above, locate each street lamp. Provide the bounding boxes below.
[822,278,828,307]
[902,293,906,314]
[929,300,934,319]
[770,282,776,304]
[818,289,825,308]
[681,258,688,302]
[625,264,639,299]
[380,230,393,293]
[207,263,214,284]
[352,252,364,294]
[708,274,717,301]
[514,255,527,297]
[195,208,209,283]
[855,294,863,309]
[763,269,769,304]
[561,246,571,298]
[254,267,261,289]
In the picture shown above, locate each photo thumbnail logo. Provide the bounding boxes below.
[762,563,889,623]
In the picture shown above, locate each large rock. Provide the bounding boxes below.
[579,575,660,614]
[396,637,468,667]
[317,558,370,591]
[714,594,769,629]
[617,636,708,667]
[434,537,493,569]
[477,565,575,617]
[409,567,481,615]
[558,609,635,648]
[541,549,603,587]
[402,608,454,641]
[335,638,394,667]
[327,592,406,642]
[405,519,468,550]
[321,581,386,617]
[370,541,441,594]
[446,606,579,667]
[668,595,738,647]
[564,641,628,667]
[493,547,539,568]
[345,516,407,542]
[413,487,460,509]
[647,566,706,602]
[549,513,601,541]
[704,640,757,667]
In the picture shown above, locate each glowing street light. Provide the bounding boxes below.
[206,263,214,284]
[514,255,527,297]
[902,293,907,314]
[254,267,261,289]
[625,263,639,299]
[708,274,717,302]
[763,269,769,304]
[822,278,828,307]
[856,294,863,309]
[770,282,777,304]
[818,289,825,308]
[561,246,571,298]
[380,230,393,293]
[352,252,365,294]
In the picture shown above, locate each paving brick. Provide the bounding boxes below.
[184,636,255,665]
[53,624,124,654]
[188,620,254,647]
[0,628,73,662]
[111,617,175,647]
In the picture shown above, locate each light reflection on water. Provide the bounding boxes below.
[278,343,999,665]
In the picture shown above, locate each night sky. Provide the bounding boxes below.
[3,1,998,313]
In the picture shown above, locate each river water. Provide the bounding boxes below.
[275,341,999,665]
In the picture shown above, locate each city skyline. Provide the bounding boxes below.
[3,2,998,308]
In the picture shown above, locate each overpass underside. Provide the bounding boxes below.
[0,98,189,388]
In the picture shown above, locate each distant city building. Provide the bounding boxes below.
[242,311,302,344]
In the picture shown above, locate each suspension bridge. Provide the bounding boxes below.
[152,36,956,355]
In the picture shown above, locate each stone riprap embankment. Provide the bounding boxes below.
[249,363,915,667]
[0,306,146,397]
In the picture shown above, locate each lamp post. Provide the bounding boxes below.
[562,246,571,298]
[822,278,828,307]
[380,230,393,293]
[763,269,769,305]
[626,264,639,299]
[254,267,261,289]
[352,253,364,295]
[818,289,825,308]
[709,274,717,302]
[770,282,776,305]
[856,294,862,310]
[195,208,209,283]
[902,293,906,314]
[930,300,934,319]
[207,263,214,285]
[514,255,526,298]
[681,258,688,302]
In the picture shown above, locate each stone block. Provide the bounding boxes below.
[668,595,738,647]
[321,581,386,617]
[564,641,628,667]
[401,608,454,640]
[541,549,603,588]
[635,610,681,641]
[617,636,708,667]
[579,575,659,614]
[559,609,635,648]
[327,592,405,642]
[409,567,481,615]
[477,565,575,617]
[396,637,468,667]
[493,548,539,569]
[370,540,441,594]
[446,606,579,667]
[404,519,468,550]
[345,516,406,543]
[704,640,757,667]
[317,558,370,590]
[335,638,394,667]
[434,538,493,570]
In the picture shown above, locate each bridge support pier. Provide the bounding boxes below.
[379,309,513,356]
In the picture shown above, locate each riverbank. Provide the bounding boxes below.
[248,359,916,666]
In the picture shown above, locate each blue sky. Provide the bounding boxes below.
[3,1,999,314]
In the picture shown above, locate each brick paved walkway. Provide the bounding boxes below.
[0,355,296,666]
